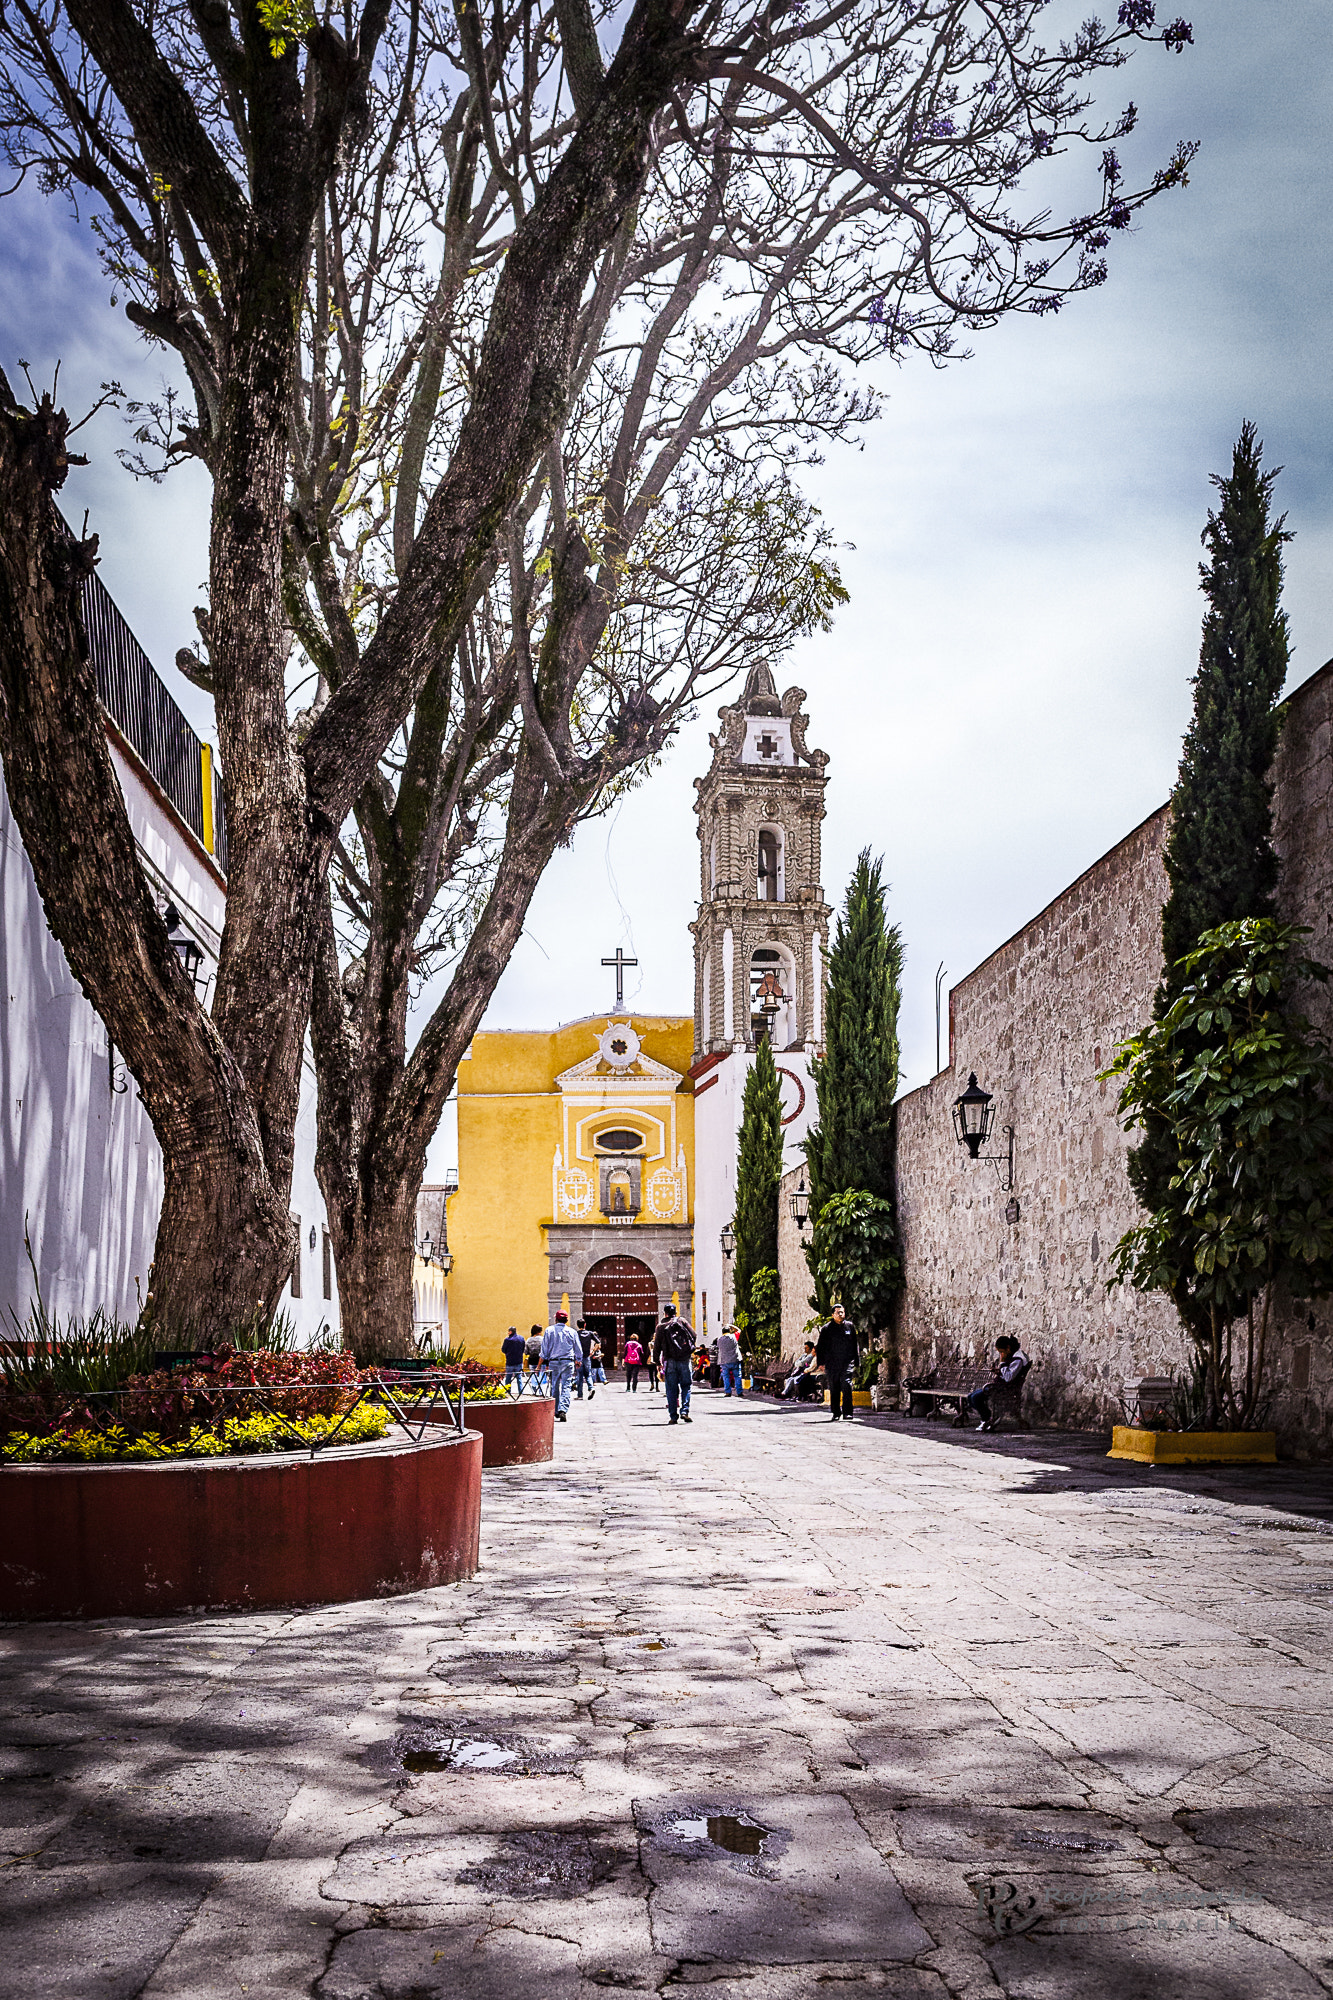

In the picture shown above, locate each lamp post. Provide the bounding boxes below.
[719,1221,736,1334]
[789,1177,810,1237]
[951,1072,1015,1196]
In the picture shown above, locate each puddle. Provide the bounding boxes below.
[1011,1830,1122,1855]
[670,1812,770,1856]
[402,1739,520,1772]
[383,1723,581,1778]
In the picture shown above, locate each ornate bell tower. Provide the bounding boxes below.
[691,661,830,1062]
[689,661,830,1336]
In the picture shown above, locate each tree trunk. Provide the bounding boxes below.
[325,1180,420,1366]
[0,376,295,1343]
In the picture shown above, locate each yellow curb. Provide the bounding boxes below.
[1109,1425,1277,1465]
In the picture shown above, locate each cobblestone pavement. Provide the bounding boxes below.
[5,1389,1333,2000]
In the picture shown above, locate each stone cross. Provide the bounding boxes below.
[601,946,638,1008]
[756,732,779,759]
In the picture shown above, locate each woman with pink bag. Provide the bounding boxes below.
[623,1334,643,1392]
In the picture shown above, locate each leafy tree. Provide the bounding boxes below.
[0,0,1195,1341]
[1106,921,1333,1428]
[804,851,903,1310]
[733,1037,783,1329]
[735,1267,780,1363]
[811,1189,901,1342]
[1130,424,1291,1236]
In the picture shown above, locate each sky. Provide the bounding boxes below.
[3,0,1332,1181]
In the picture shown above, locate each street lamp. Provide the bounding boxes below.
[439,1248,453,1275]
[951,1072,1014,1192]
[720,1222,736,1258]
[951,1073,993,1158]
[789,1177,810,1234]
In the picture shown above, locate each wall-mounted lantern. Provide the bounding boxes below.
[720,1222,736,1258]
[951,1072,1014,1191]
[439,1248,453,1275]
[789,1177,811,1235]
[163,901,206,995]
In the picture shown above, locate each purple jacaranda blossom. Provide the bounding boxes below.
[1101,147,1122,185]
[1108,199,1131,228]
[1117,0,1155,28]
[1028,296,1063,316]
[1162,16,1193,49]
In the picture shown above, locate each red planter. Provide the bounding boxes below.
[410,1396,555,1467]
[0,1430,482,1621]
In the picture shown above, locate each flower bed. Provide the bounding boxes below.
[2,1403,388,1462]
[0,1427,482,1618]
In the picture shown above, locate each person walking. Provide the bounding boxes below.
[654,1302,696,1425]
[623,1334,643,1391]
[574,1319,596,1401]
[815,1302,858,1423]
[645,1343,660,1393]
[524,1323,544,1392]
[540,1310,583,1421]
[590,1336,607,1385]
[501,1326,526,1388]
[717,1325,744,1398]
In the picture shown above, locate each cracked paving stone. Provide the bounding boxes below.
[639,1791,932,1965]
[318,1920,580,1999]
[982,1924,1326,1998]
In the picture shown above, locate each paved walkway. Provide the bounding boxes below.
[5,1387,1333,1999]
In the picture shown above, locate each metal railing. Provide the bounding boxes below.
[13,1375,471,1460]
[79,566,229,875]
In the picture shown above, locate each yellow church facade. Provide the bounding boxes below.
[444,1014,696,1365]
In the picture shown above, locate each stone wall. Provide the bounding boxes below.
[894,659,1333,1455]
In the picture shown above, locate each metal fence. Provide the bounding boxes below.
[80,567,229,875]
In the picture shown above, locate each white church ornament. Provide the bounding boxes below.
[598,1020,642,1070]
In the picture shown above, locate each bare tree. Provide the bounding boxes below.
[0,0,1195,1342]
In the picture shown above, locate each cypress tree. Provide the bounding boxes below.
[1129,423,1291,1224]
[805,850,903,1217]
[733,1035,783,1324]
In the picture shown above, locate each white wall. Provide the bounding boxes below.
[0,758,337,1345]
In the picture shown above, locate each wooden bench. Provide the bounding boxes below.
[905,1361,1032,1431]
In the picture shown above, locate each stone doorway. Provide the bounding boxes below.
[583,1255,657,1368]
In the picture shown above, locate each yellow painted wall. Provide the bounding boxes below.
[445,1014,695,1364]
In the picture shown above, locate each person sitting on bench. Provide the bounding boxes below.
[968,1336,1030,1432]
[782,1340,821,1400]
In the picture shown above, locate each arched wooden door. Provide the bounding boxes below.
[582,1255,658,1366]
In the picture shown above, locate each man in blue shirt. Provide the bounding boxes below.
[540,1310,583,1421]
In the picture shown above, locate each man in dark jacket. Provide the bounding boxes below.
[653,1303,696,1425]
[501,1326,526,1386]
[815,1303,858,1423]
[573,1319,596,1401]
